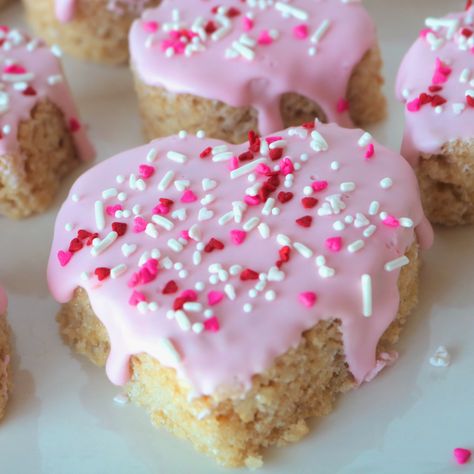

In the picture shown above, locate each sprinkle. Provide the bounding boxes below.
[167,150,188,163]
[159,337,182,364]
[230,158,267,179]
[243,217,260,231]
[111,264,127,279]
[145,223,159,239]
[340,182,355,192]
[380,177,393,189]
[454,448,471,465]
[299,291,317,308]
[168,238,183,252]
[152,215,174,231]
[361,274,372,317]
[94,201,105,231]
[348,240,364,253]
[91,232,118,256]
[294,242,313,258]
[429,345,451,367]
[275,2,308,21]
[358,132,372,147]
[158,171,175,191]
[243,303,253,313]
[385,256,409,272]
[258,222,270,239]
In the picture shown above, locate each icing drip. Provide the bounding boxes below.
[0,27,94,161]
[396,7,474,165]
[48,123,432,397]
[129,0,377,135]
[55,0,153,22]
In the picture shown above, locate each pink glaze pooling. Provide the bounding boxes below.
[129,0,377,135]
[0,27,94,161]
[397,7,474,165]
[55,0,153,22]
[48,122,432,397]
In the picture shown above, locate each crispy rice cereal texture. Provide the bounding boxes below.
[0,312,11,421]
[23,0,161,65]
[416,139,474,226]
[0,100,79,219]
[57,244,419,468]
[133,48,386,144]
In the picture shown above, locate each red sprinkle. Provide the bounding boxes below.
[277,191,294,203]
[68,238,83,253]
[204,316,220,332]
[22,86,37,96]
[162,280,178,294]
[112,222,127,237]
[301,197,319,209]
[204,238,225,253]
[296,215,313,228]
[240,268,259,281]
[95,267,111,281]
[200,146,212,159]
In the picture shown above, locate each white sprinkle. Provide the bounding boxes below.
[358,132,372,147]
[152,215,174,231]
[102,188,118,199]
[385,256,409,272]
[275,2,308,20]
[117,192,127,202]
[262,197,275,216]
[202,178,217,191]
[111,264,127,279]
[348,240,365,253]
[230,265,242,276]
[121,243,137,257]
[175,311,191,331]
[168,238,183,253]
[192,323,204,334]
[94,201,105,231]
[380,177,393,189]
[429,346,451,367]
[361,274,372,317]
[303,186,313,196]
[333,220,345,231]
[294,242,313,258]
[363,225,377,238]
[331,161,340,171]
[146,148,158,163]
[276,234,292,247]
[198,207,214,222]
[310,130,329,152]
[400,217,414,228]
[193,251,202,266]
[159,338,181,363]
[369,201,380,215]
[243,217,260,231]
[167,150,188,163]
[113,393,129,405]
[145,223,159,239]
[91,232,118,256]
[188,224,202,241]
[64,223,73,232]
[340,182,356,192]
[460,68,471,83]
[310,19,331,44]
[265,290,276,302]
[243,303,253,313]
[183,302,202,313]
[318,266,335,278]
[71,193,80,203]
[224,284,236,301]
[158,170,175,191]
[174,179,190,192]
[258,222,270,239]
[230,158,267,179]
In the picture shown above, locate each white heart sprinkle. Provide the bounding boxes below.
[429,346,451,367]
[121,243,137,257]
[202,178,217,191]
[267,266,285,282]
[174,180,190,192]
[172,208,187,221]
[354,213,370,228]
[198,207,214,222]
[317,202,332,216]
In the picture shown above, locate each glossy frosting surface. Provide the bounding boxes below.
[130,0,376,135]
[397,7,474,164]
[0,27,94,161]
[48,123,432,396]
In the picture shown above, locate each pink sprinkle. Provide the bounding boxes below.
[311,180,328,192]
[57,250,72,267]
[142,258,159,276]
[407,98,421,112]
[433,57,452,84]
[419,28,433,39]
[142,21,159,33]
[106,204,122,216]
[266,136,283,144]
[181,289,198,301]
[208,291,224,306]
[279,157,294,176]
[204,316,220,332]
[293,24,308,39]
[432,70,448,85]
[230,229,247,245]
[258,30,273,45]
[3,64,26,74]
[129,291,146,306]
[454,448,472,465]
[299,292,317,308]
[337,98,349,113]
[256,163,271,175]
[138,164,155,179]
[181,189,197,203]
[152,203,170,215]
[229,156,239,171]
[180,230,191,241]
[242,16,254,31]
[128,272,140,288]
[365,143,375,159]
[325,237,342,252]
[244,195,260,206]
[383,215,400,228]
[133,216,147,233]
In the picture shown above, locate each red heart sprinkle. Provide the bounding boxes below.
[204,238,225,253]
[112,222,128,236]
[95,267,110,281]
[278,191,294,203]
[240,269,259,281]
[162,280,178,294]
[301,197,318,209]
[296,216,313,228]
[68,238,83,253]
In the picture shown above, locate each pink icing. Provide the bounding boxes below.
[47,122,433,397]
[129,0,377,136]
[0,286,7,315]
[55,0,153,23]
[0,27,94,161]
[396,7,474,165]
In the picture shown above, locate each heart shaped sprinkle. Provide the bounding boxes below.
[230,229,247,245]
[454,448,471,465]
[57,250,72,267]
[299,292,317,308]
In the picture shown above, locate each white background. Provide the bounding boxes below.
[0,1,473,473]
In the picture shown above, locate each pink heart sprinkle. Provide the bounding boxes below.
[325,237,342,252]
[244,195,260,206]
[204,316,220,332]
[181,289,198,302]
[228,156,239,171]
[454,448,472,465]
[181,190,197,203]
[230,229,247,245]
[258,30,273,45]
[139,164,155,179]
[180,230,190,241]
[407,98,421,112]
[128,272,140,288]
[3,64,26,74]
[365,143,375,159]
[256,163,271,175]
[280,157,294,176]
[133,217,147,233]
[266,136,282,144]
[242,16,254,31]
[419,28,433,39]
[208,291,224,306]
[142,21,158,33]
[129,291,146,306]
[152,203,170,215]
[106,204,122,216]
[293,24,308,39]
[337,98,349,113]
[299,292,317,308]
[383,215,400,228]
[312,180,328,192]
[57,250,72,267]
[432,70,448,85]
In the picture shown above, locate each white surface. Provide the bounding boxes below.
[0,2,473,473]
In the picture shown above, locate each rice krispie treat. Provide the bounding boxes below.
[129,0,386,143]
[48,122,432,467]
[397,5,474,225]
[23,0,162,65]
[0,26,94,219]
[0,287,11,420]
